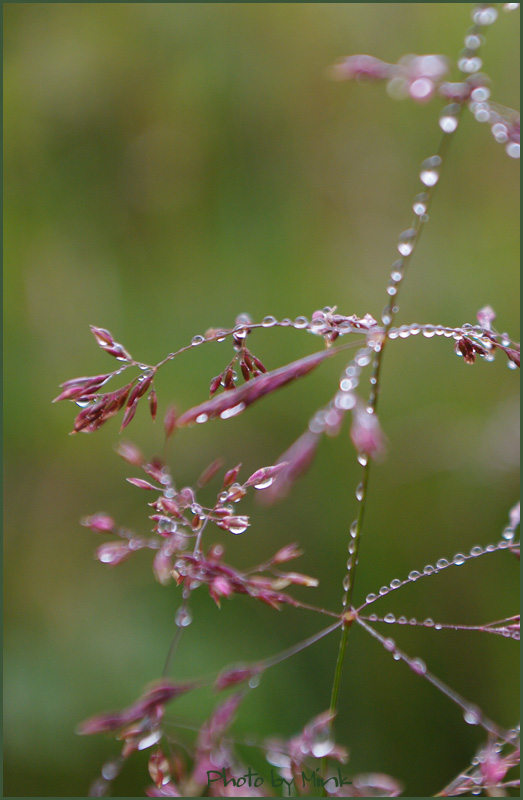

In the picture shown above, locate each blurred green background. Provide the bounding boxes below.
[4,3,519,797]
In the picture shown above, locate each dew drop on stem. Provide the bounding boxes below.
[472,5,498,25]
[294,316,308,329]
[253,476,273,489]
[191,335,204,346]
[439,110,459,133]
[397,228,417,256]
[410,658,427,675]
[412,193,428,215]
[419,155,441,187]
[175,607,192,627]
[463,707,482,725]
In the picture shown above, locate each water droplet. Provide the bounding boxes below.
[355,352,371,367]
[470,86,490,102]
[101,761,121,781]
[340,378,355,392]
[310,320,324,335]
[357,453,368,466]
[463,707,481,725]
[248,674,260,688]
[175,606,192,627]
[412,193,428,215]
[408,617,417,625]
[458,55,482,73]
[228,517,249,534]
[379,586,390,596]
[422,325,435,338]
[381,308,392,326]
[408,570,421,581]
[342,575,351,592]
[384,637,396,651]
[384,613,396,624]
[506,141,520,158]
[253,476,273,489]
[490,122,508,144]
[220,402,246,420]
[196,413,208,424]
[453,553,466,565]
[387,284,397,296]
[366,593,377,604]
[311,739,335,758]
[294,316,308,329]
[388,328,399,339]
[471,101,490,122]
[423,564,434,575]
[439,110,459,133]
[470,545,484,556]
[420,155,441,186]
[350,520,358,538]
[191,335,204,346]
[436,558,449,569]
[393,650,401,660]
[434,623,443,631]
[335,391,356,411]
[137,729,162,750]
[348,540,356,554]
[157,519,177,535]
[75,400,92,408]
[485,543,496,552]
[262,315,277,327]
[423,618,434,627]
[464,33,482,49]
[411,658,427,675]
[398,228,417,256]
[368,613,378,622]
[472,6,498,24]
[215,331,226,342]
[398,616,407,625]
[280,318,292,326]
[355,482,364,501]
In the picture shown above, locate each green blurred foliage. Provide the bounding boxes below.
[4,3,519,797]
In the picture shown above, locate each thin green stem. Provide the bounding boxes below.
[323,20,494,780]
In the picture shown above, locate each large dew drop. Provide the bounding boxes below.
[175,607,193,627]
[253,476,274,489]
[220,403,246,420]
